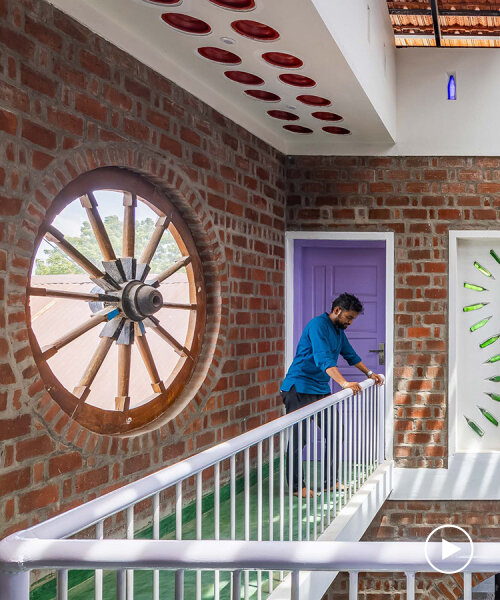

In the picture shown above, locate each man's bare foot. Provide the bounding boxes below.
[293,487,315,498]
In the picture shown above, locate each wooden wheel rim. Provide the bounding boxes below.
[27,168,206,436]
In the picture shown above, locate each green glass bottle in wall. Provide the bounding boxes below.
[490,249,500,265]
[470,316,492,332]
[465,415,484,437]
[478,407,498,427]
[480,334,500,349]
[485,392,500,402]
[464,282,488,292]
[474,261,494,279]
[463,302,489,312]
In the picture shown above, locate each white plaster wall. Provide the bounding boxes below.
[310,0,397,141]
[395,48,500,156]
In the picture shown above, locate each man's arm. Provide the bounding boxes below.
[326,361,383,394]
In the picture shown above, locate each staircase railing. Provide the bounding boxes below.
[0,378,386,600]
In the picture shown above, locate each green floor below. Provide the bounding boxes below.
[31,461,373,600]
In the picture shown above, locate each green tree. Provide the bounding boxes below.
[35,216,182,276]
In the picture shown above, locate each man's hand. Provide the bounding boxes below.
[370,373,384,386]
[343,381,362,394]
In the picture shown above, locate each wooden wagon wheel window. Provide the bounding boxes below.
[28,168,206,435]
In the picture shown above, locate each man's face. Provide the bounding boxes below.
[331,308,359,330]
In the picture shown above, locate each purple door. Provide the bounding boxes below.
[293,240,386,392]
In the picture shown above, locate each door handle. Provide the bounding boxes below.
[368,342,385,366]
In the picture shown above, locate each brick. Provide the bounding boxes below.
[49,452,83,477]
[0,467,30,494]
[0,109,17,135]
[75,466,109,493]
[80,50,110,79]
[0,195,22,216]
[16,435,55,461]
[47,107,83,136]
[75,93,107,122]
[0,25,35,59]
[19,484,58,513]
[25,16,63,51]
[123,453,151,476]
[22,119,57,149]
[21,64,57,98]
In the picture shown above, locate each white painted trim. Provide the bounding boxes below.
[268,461,393,600]
[285,231,394,460]
[392,453,500,500]
[448,230,500,457]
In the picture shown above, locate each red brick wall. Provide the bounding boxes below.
[286,154,500,468]
[324,500,497,599]
[0,0,285,537]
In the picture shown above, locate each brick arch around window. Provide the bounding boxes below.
[8,143,229,457]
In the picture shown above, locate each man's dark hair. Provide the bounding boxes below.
[331,293,363,314]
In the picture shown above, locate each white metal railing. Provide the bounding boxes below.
[0,378,386,600]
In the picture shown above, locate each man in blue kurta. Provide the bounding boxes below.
[281,293,383,496]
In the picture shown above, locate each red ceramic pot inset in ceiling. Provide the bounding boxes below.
[323,126,351,135]
[279,73,315,87]
[262,52,303,69]
[161,13,211,34]
[267,110,299,121]
[296,94,331,106]
[231,20,279,41]
[283,124,313,134]
[208,0,255,9]
[198,47,241,64]
[312,111,343,122]
[244,89,280,101]
[144,0,182,4]
[225,71,264,85]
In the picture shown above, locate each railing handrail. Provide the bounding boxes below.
[1,377,383,545]
[0,539,490,574]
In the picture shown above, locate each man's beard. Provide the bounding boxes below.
[333,317,348,330]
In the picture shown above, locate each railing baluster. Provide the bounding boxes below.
[126,506,133,600]
[333,405,337,519]
[327,405,332,525]
[357,395,361,492]
[343,398,347,507]
[288,426,294,542]
[244,447,250,599]
[353,393,358,495]
[363,391,368,484]
[320,409,325,534]
[153,494,160,600]
[298,418,303,542]
[291,571,300,600]
[306,416,311,541]
[95,520,103,600]
[463,572,472,600]
[56,569,68,600]
[405,572,415,600]
[196,472,202,600]
[349,571,358,600]
[313,412,318,540]
[175,482,184,600]
[215,462,220,600]
[348,395,353,500]
[268,436,274,593]
[339,401,344,509]
[279,431,284,582]
[257,441,262,600]
[232,570,242,600]
[116,570,126,600]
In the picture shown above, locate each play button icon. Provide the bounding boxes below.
[425,525,474,574]
[441,538,460,561]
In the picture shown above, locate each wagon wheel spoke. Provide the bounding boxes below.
[45,225,104,279]
[41,307,119,360]
[139,216,171,266]
[154,256,191,285]
[162,302,197,310]
[80,192,116,262]
[134,324,165,394]
[73,336,114,402]
[122,192,136,258]
[146,317,191,358]
[116,343,132,411]
[29,286,118,303]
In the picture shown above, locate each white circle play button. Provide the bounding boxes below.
[425,525,474,574]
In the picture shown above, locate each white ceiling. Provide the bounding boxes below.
[48,0,397,155]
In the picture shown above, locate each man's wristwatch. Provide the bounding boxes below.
[366,370,373,377]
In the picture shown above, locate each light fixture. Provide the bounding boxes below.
[448,74,456,100]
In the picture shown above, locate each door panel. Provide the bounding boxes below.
[294,240,386,392]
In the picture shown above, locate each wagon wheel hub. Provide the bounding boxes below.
[120,280,163,321]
